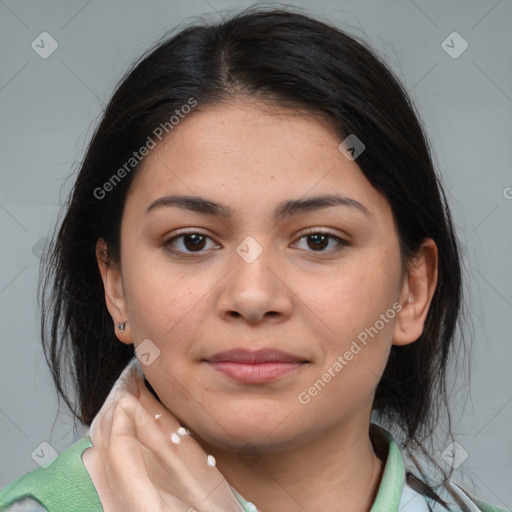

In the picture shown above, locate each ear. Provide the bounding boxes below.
[95,237,132,345]
[393,238,438,346]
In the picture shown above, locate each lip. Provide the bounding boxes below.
[206,348,306,364]
[204,349,308,384]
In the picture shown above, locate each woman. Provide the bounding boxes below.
[0,6,507,512]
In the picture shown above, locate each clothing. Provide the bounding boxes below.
[0,357,508,512]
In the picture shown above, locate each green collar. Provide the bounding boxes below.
[368,425,406,512]
[0,437,103,511]
[231,423,405,512]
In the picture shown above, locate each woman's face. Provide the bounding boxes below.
[99,100,423,453]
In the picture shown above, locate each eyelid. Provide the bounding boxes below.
[163,227,347,244]
[166,227,212,238]
[297,227,348,239]
[163,227,349,257]
[292,228,349,251]
[163,229,220,252]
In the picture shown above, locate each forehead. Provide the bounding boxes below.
[136,101,341,177]
[125,101,391,225]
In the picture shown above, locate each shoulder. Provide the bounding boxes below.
[419,478,510,512]
[0,437,102,512]
[445,481,509,512]
[1,496,47,512]
[372,424,509,512]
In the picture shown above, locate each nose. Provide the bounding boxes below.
[216,242,294,325]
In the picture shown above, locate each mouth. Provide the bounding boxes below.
[203,348,309,384]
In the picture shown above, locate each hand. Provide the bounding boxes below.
[82,360,246,512]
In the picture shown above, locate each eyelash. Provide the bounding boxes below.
[163,229,349,257]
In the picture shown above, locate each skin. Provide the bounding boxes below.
[95,99,438,512]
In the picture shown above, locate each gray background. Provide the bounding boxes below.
[0,0,511,508]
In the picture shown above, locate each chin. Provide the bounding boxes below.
[190,414,305,454]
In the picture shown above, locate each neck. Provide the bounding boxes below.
[198,417,386,512]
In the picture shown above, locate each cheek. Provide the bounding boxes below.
[122,252,211,347]
[121,261,210,408]
[312,262,397,339]
[307,252,400,381]
[298,275,396,417]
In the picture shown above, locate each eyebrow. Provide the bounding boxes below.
[145,193,372,220]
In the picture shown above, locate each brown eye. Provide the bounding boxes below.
[306,233,329,251]
[295,231,348,253]
[164,232,218,255]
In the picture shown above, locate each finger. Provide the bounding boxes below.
[137,379,192,439]
[100,360,245,511]
[89,358,143,452]
[135,378,247,512]
[110,395,201,495]
[109,394,244,512]
[103,399,188,512]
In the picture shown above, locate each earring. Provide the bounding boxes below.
[117,321,127,332]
